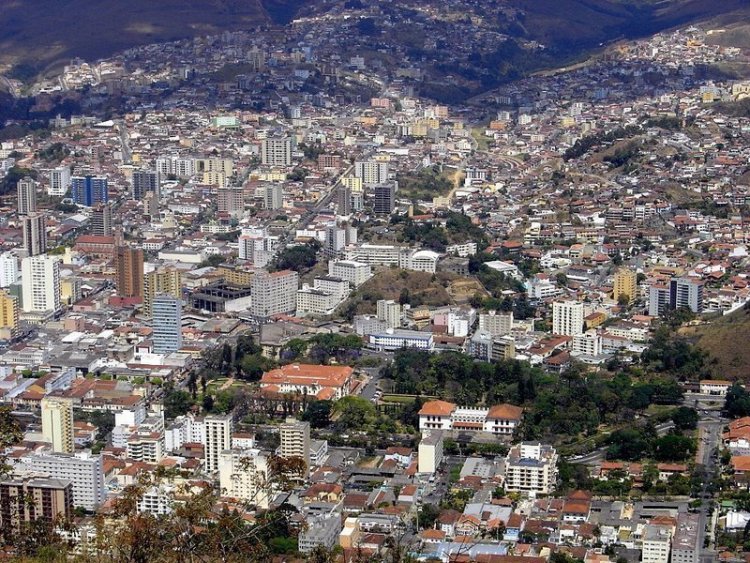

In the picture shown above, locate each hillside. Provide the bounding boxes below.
[0,0,271,74]
[0,0,748,81]
[681,305,750,379]
[340,269,486,319]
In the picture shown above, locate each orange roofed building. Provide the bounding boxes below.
[419,400,523,436]
[260,363,354,400]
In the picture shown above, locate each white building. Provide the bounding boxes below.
[23,452,105,510]
[404,250,440,273]
[204,414,232,473]
[354,160,389,186]
[0,252,18,288]
[251,269,298,318]
[552,300,584,336]
[218,448,270,508]
[296,285,339,316]
[504,442,558,495]
[478,311,513,336]
[21,254,61,313]
[418,401,523,436]
[261,138,292,167]
[368,329,434,351]
[48,166,71,196]
[445,242,477,257]
[642,525,672,563]
[376,299,401,330]
[328,260,372,287]
[280,418,310,476]
[571,330,602,357]
[313,276,350,302]
[418,431,444,474]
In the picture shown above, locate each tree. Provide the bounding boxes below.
[333,396,377,429]
[417,504,441,530]
[302,400,333,429]
[653,434,696,462]
[726,383,750,418]
[163,390,194,419]
[671,406,699,431]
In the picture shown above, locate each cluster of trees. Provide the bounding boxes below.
[36,142,70,163]
[382,349,686,443]
[0,166,37,196]
[563,125,643,161]
[725,383,750,418]
[271,240,320,272]
[280,333,363,365]
[605,425,696,462]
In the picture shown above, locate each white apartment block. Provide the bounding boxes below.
[23,452,105,510]
[552,300,584,336]
[48,166,71,196]
[218,448,270,508]
[377,299,401,330]
[280,419,310,475]
[504,442,558,495]
[571,330,602,357]
[21,255,61,313]
[328,260,372,287]
[445,242,477,257]
[642,525,672,563]
[261,138,292,167]
[296,285,339,316]
[0,252,18,288]
[478,311,513,336]
[313,276,350,302]
[251,269,299,317]
[204,414,232,473]
[354,160,389,186]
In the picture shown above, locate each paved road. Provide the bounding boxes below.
[697,412,724,563]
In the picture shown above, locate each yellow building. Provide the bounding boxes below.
[613,268,638,305]
[144,268,182,317]
[0,291,19,337]
[41,397,74,454]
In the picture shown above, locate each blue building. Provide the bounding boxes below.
[71,176,108,207]
[151,294,182,354]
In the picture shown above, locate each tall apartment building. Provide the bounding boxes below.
[670,277,703,314]
[325,225,346,257]
[336,185,352,215]
[373,182,396,214]
[25,452,106,511]
[0,478,73,529]
[131,170,160,200]
[613,268,637,305]
[280,418,311,477]
[648,278,704,317]
[648,283,671,317]
[217,187,245,216]
[22,213,46,257]
[478,311,513,336]
[263,184,283,210]
[90,202,113,236]
[261,138,292,166]
[552,300,584,336]
[115,244,144,299]
[503,442,558,494]
[0,291,19,337]
[21,254,61,313]
[204,414,233,473]
[41,397,74,454]
[17,176,37,215]
[143,267,182,317]
[376,299,401,330]
[156,156,196,178]
[218,449,270,508]
[71,176,108,207]
[250,269,299,318]
[0,252,18,287]
[48,166,71,196]
[151,294,182,354]
[354,160,389,186]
